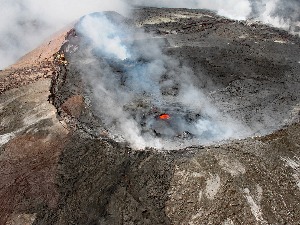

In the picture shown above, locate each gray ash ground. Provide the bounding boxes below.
[50,8,300,150]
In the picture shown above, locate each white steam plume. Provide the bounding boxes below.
[0,0,129,69]
[74,13,251,149]
[249,0,300,36]
[1,0,299,70]
[128,0,300,35]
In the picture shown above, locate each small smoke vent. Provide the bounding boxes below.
[126,103,202,139]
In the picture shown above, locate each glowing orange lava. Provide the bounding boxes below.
[159,114,170,120]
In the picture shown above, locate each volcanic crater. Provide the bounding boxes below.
[50,9,300,150]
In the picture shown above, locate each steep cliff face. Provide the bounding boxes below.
[0,8,300,225]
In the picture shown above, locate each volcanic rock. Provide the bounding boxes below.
[0,8,300,225]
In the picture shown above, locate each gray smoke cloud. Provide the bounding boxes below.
[0,0,299,69]
[249,0,300,35]
[73,12,251,149]
[127,0,300,35]
[0,0,129,69]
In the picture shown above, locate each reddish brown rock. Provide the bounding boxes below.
[61,95,84,118]
[0,25,72,95]
[0,133,67,224]
[0,78,69,224]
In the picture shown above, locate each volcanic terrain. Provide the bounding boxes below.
[0,7,300,225]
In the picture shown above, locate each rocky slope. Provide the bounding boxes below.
[0,8,300,225]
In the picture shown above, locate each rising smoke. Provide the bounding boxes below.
[74,12,250,149]
[0,0,299,69]
[127,0,300,34]
[0,0,129,69]
[249,0,300,35]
